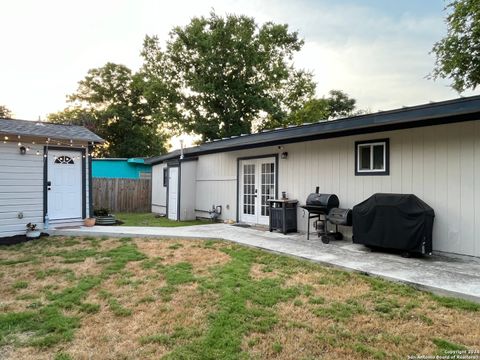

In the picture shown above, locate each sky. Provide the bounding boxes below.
[1,0,478,122]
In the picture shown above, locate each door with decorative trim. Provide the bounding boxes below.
[239,157,276,225]
[47,150,83,220]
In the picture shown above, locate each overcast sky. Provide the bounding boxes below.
[1,0,478,120]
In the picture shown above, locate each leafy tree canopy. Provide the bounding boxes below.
[431,0,480,92]
[142,12,316,141]
[49,63,168,158]
[262,90,358,129]
[0,105,13,119]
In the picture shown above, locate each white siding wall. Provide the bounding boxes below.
[0,142,44,237]
[151,163,167,215]
[179,161,197,221]
[193,120,480,257]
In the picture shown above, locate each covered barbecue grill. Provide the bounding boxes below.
[352,193,435,255]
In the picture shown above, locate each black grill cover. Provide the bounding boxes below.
[352,193,434,254]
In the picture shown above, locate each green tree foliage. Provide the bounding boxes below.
[264,90,358,128]
[0,105,13,119]
[142,12,315,141]
[431,0,480,92]
[49,63,168,158]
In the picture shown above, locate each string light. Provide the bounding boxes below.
[1,135,97,158]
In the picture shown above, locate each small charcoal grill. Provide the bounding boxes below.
[301,187,339,240]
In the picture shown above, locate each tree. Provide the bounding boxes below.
[265,90,358,128]
[431,0,480,92]
[0,105,13,119]
[142,12,315,141]
[49,63,168,158]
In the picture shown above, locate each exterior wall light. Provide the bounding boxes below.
[19,146,27,155]
[281,152,288,159]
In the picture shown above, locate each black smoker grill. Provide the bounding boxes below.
[302,186,351,242]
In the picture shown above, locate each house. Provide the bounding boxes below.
[92,158,151,179]
[148,95,480,258]
[0,118,103,238]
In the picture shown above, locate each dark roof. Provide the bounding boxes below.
[146,95,480,165]
[0,118,104,143]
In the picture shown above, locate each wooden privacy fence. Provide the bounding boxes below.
[93,178,151,213]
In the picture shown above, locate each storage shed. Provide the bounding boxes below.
[0,118,103,238]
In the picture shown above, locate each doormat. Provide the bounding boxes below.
[232,223,251,228]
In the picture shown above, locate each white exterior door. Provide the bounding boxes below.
[239,157,276,225]
[168,166,179,220]
[47,150,83,220]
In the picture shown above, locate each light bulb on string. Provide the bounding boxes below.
[4,136,8,140]
[18,142,22,147]
[36,150,40,156]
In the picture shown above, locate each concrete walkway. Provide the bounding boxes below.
[50,224,480,303]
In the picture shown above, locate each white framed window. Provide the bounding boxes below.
[355,139,389,175]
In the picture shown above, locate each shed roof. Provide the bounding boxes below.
[146,95,480,165]
[0,118,104,143]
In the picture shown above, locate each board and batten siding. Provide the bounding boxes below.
[151,163,167,215]
[0,142,44,237]
[191,120,480,258]
[0,143,92,237]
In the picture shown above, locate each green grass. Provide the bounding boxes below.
[0,238,148,348]
[116,212,208,227]
[430,294,480,312]
[0,236,477,358]
[12,281,29,289]
[163,246,300,359]
[433,338,467,352]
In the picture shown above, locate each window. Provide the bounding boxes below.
[163,167,168,187]
[54,156,74,164]
[355,139,389,175]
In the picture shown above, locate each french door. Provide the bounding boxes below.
[239,157,276,225]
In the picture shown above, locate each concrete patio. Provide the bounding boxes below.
[50,224,480,303]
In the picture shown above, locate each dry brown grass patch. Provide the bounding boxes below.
[135,238,230,275]
[68,271,213,360]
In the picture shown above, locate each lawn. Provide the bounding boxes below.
[116,212,208,227]
[0,236,479,359]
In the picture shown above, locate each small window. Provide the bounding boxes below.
[355,139,389,175]
[163,167,168,187]
[54,156,74,164]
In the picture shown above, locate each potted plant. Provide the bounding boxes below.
[93,208,116,225]
[84,217,96,227]
[26,223,41,238]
